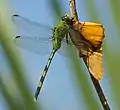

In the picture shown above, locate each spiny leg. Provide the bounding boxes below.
[66,34,69,44]
[34,49,57,100]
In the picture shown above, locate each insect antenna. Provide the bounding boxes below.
[34,49,57,100]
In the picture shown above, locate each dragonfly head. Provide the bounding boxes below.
[61,14,74,25]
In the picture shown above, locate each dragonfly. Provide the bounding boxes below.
[12,14,104,100]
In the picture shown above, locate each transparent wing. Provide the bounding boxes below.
[14,34,77,56]
[12,14,52,37]
[58,34,76,57]
[14,35,53,54]
[58,41,76,57]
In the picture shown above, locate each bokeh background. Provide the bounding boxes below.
[0,0,120,110]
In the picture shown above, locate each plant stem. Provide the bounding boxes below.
[69,0,111,109]
[90,73,111,110]
[69,0,78,21]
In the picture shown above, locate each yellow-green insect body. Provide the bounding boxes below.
[53,21,69,50]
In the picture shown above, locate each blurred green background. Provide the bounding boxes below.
[0,0,120,110]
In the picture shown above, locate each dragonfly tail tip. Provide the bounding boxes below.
[34,97,37,102]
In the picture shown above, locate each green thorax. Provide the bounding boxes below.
[52,21,69,50]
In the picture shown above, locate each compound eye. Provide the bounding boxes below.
[61,15,65,21]
[65,14,68,17]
